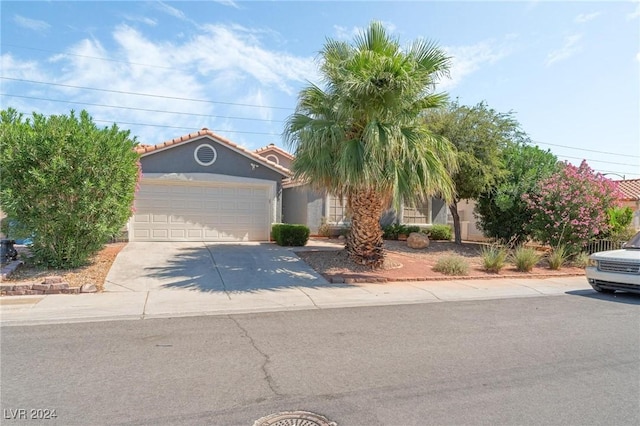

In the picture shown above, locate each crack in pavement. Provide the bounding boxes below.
[228,315,283,397]
[203,243,231,300]
[296,287,321,309]
[103,280,137,292]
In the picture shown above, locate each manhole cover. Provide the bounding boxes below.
[253,410,337,426]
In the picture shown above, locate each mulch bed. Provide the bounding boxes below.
[3,243,126,291]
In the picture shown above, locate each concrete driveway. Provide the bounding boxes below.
[104,242,329,293]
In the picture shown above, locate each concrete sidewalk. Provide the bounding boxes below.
[0,276,592,326]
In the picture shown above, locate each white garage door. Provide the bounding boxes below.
[131,180,271,241]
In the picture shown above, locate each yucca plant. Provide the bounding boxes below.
[481,244,508,273]
[433,254,469,276]
[547,245,568,270]
[572,252,590,268]
[510,245,542,272]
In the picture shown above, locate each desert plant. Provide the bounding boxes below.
[510,245,542,272]
[317,217,331,237]
[547,245,568,270]
[480,244,508,273]
[271,224,310,246]
[426,224,452,241]
[433,254,469,275]
[572,252,590,268]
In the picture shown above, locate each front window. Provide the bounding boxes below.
[402,200,431,224]
[327,195,350,223]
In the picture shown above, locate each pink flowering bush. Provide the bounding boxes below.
[523,160,622,253]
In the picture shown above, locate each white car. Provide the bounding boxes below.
[586,231,640,294]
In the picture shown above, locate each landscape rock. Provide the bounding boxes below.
[407,232,429,249]
[81,283,98,293]
[44,276,63,284]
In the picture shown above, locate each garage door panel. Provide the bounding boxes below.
[132,181,271,241]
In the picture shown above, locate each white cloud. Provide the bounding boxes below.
[636,51,640,62]
[440,40,513,90]
[214,0,240,9]
[545,33,583,67]
[123,15,157,26]
[2,23,316,145]
[155,1,189,21]
[186,24,317,93]
[574,12,600,24]
[1,54,47,81]
[13,15,50,32]
[628,1,640,20]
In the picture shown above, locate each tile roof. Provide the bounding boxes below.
[135,128,291,177]
[616,178,640,201]
[254,143,295,160]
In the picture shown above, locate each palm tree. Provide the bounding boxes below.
[284,22,457,267]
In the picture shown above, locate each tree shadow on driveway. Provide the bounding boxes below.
[143,243,348,293]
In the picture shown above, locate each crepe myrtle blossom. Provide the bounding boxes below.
[523,160,622,253]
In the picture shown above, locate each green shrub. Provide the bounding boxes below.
[271,224,310,246]
[426,224,452,241]
[406,225,421,234]
[382,223,408,240]
[481,244,508,273]
[510,245,542,272]
[0,108,140,268]
[547,245,568,270]
[572,252,590,268]
[433,254,469,276]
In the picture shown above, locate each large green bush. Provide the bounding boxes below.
[425,224,452,241]
[271,224,310,246]
[0,108,140,268]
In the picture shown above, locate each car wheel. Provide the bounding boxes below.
[592,284,615,294]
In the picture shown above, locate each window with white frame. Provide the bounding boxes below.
[327,195,350,223]
[402,199,431,224]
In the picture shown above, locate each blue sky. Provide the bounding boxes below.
[2,0,639,179]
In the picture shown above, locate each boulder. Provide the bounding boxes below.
[407,232,429,249]
[80,283,98,293]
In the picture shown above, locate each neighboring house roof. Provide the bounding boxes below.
[254,143,295,161]
[617,179,640,201]
[135,129,291,177]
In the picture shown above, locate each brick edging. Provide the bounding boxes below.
[0,276,89,296]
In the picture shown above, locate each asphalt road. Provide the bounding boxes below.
[1,292,639,425]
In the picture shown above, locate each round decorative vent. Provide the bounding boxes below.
[265,154,280,165]
[194,143,217,166]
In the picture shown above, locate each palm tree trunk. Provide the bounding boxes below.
[346,189,385,268]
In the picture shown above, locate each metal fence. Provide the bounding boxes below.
[585,239,625,254]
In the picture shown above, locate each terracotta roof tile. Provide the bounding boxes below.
[136,129,291,176]
[616,178,640,201]
[254,143,295,160]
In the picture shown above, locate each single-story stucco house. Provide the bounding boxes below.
[616,178,640,230]
[129,129,449,242]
